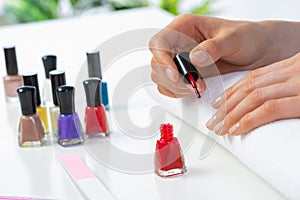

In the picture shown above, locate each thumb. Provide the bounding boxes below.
[190,37,227,68]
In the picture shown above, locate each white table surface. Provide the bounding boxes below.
[0,7,287,200]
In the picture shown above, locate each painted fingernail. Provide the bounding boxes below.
[206,114,217,128]
[191,50,208,63]
[213,120,224,134]
[165,68,175,82]
[229,122,240,135]
[211,95,224,108]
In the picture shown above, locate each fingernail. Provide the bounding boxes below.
[165,68,175,82]
[191,50,208,63]
[211,95,224,108]
[206,114,217,128]
[229,122,240,135]
[197,82,204,92]
[213,120,224,134]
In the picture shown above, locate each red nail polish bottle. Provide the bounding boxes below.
[83,78,109,136]
[154,123,187,177]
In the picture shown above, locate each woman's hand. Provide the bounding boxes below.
[150,14,300,98]
[206,53,300,135]
[149,14,276,98]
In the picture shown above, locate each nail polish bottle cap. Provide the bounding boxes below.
[42,55,57,79]
[83,78,102,107]
[87,51,102,79]
[17,86,37,116]
[101,82,109,106]
[173,52,199,84]
[4,46,18,75]
[56,85,75,115]
[50,70,66,106]
[160,123,174,141]
[22,72,41,106]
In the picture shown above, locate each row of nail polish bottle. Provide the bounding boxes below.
[10,48,109,147]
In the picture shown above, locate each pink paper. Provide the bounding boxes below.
[60,154,95,180]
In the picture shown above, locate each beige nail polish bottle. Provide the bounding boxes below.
[17,86,45,147]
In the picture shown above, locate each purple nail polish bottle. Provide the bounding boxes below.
[56,85,84,147]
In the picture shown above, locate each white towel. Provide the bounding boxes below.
[150,70,300,200]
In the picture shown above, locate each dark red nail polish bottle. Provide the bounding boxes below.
[83,77,109,136]
[154,123,187,177]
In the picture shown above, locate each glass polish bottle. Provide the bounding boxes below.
[23,72,49,135]
[154,123,187,177]
[2,46,23,103]
[17,86,45,147]
[56,85,84,147]
[83,78,109,137]
[49,70,66,136]
[41,55,57,106]
[86,51,109,110]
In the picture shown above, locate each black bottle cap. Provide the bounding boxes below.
[56,85,75,115]
[173,52,199,84]
[22,72,41,106]
[83,78,102,107]
[17,86,37,116]
[42,55,57,79]
[87,51,102,79]
[50,70,66,106]
[4,46,18,75]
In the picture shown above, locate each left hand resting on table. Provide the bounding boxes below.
[206,52,300,135]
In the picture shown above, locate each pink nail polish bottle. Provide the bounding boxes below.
[154,123,187,177]
[2,46,23,103]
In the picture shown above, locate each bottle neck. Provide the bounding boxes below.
[160,124,174,142]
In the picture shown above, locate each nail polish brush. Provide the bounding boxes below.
[173,52,201,98]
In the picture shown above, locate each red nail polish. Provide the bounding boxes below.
[83,78,109,136]
[154,123,187,177]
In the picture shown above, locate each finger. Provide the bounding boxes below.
[228,96,300,135]
[212,57,297,108]
[151,71,194,97]
[150,51,179,82]
[211,66,291,109]
[157,85,191,98]
[218,82,299,135]
[151,56,179,82]
[151,71,190,91]
[189,36,236,69]
[150,27,197,82]
[149,30,180,82]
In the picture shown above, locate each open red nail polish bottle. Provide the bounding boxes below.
[83,77,109,137]
[154,123,187,177]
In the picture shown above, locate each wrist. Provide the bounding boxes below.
[258,20,300,65]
